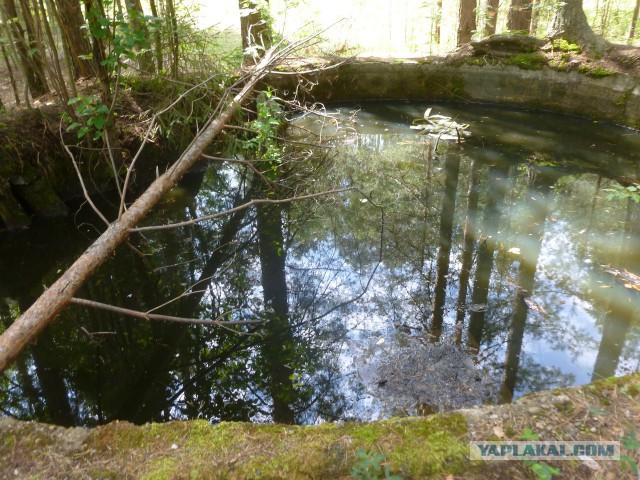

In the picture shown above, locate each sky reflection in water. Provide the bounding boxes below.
[1,102,639,426]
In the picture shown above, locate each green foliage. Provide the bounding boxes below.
[67,1,161,142]
[242,88,285,177]
[621,429,640,475]
[124,75,229,147]
[87,1,158,71]
[551,39,581,53]
[520,427,540,440]
[603,183,640,203]
[519,428,561,480]
[66,95,110,139]
[523,460,562,480]
[350,449,403,480]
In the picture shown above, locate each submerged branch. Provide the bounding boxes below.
[69,298,264,327]
[130,188,351,232]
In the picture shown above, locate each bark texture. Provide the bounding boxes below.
[546,0,609,51]
[507,0,532,32]
[457,0,477,45]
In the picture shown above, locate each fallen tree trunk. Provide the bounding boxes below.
[0,50,277,373]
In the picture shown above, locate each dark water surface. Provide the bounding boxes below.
[1,101,639,426]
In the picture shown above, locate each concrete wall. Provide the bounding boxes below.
[268,59,640,129]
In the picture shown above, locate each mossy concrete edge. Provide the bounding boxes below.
[1,373,639,479]
[266,58,640,129]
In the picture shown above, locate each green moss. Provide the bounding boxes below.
[141,457,179,480]
[578,65,616,78]
[351,424,383,443]
[86,469,121,479]
[389,415,469,476]
[552,38,581,53]
[505,53,547,70]
[464,57,490,67]
[555,402,574,415]
[108,413,470,479]
[92,421,149,451]
[615,89,632,108]
[622,383,640,397]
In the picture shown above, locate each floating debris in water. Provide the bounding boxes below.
[356,334,493,418]
[601,265,640,291]
[469,304,487,312]
[524,297,547,314]
[410,107,471,140]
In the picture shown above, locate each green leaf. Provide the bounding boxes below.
[529,462,561,480]
[77,126,89,139]
[622,429,640,451]
[520,427,540,440]
[66,122,82,132]
[95,105,110,115]
[620,455,639,474]
[589,406,608,416]
[90,116,106,130]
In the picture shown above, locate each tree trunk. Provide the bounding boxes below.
[454,159,481,343]
[0,37,21,104]
[53,0,93,78]
[457,0,477,45]
[546,0,609,51]
[0,51,277,373]
[467,165,509,354]
[17,0,50,94]
[239,0,272,53]
[126,0,155,73]
[499,167,551,403]
[629,0,640,44]
[2,0,49,97]
[484,0,500,36]
[529,0,540,35]
[256,203,296,424]
[35,0,70,104]
[165,0,179,76]
[599,0,610,35]
[507,0,532,32]
[84,0,112,103]
[431,155,460,340]
[434,0,442,45]
[148,0,163,72]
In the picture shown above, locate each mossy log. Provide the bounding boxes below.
[470,33,547,56]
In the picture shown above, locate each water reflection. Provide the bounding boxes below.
[1,102,640,426]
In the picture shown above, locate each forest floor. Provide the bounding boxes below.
[1,374,639,479]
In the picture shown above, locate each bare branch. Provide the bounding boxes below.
[69,297,264,327]
[130,188,351,232]
[59,122,110,227]
[0,47,281,373]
